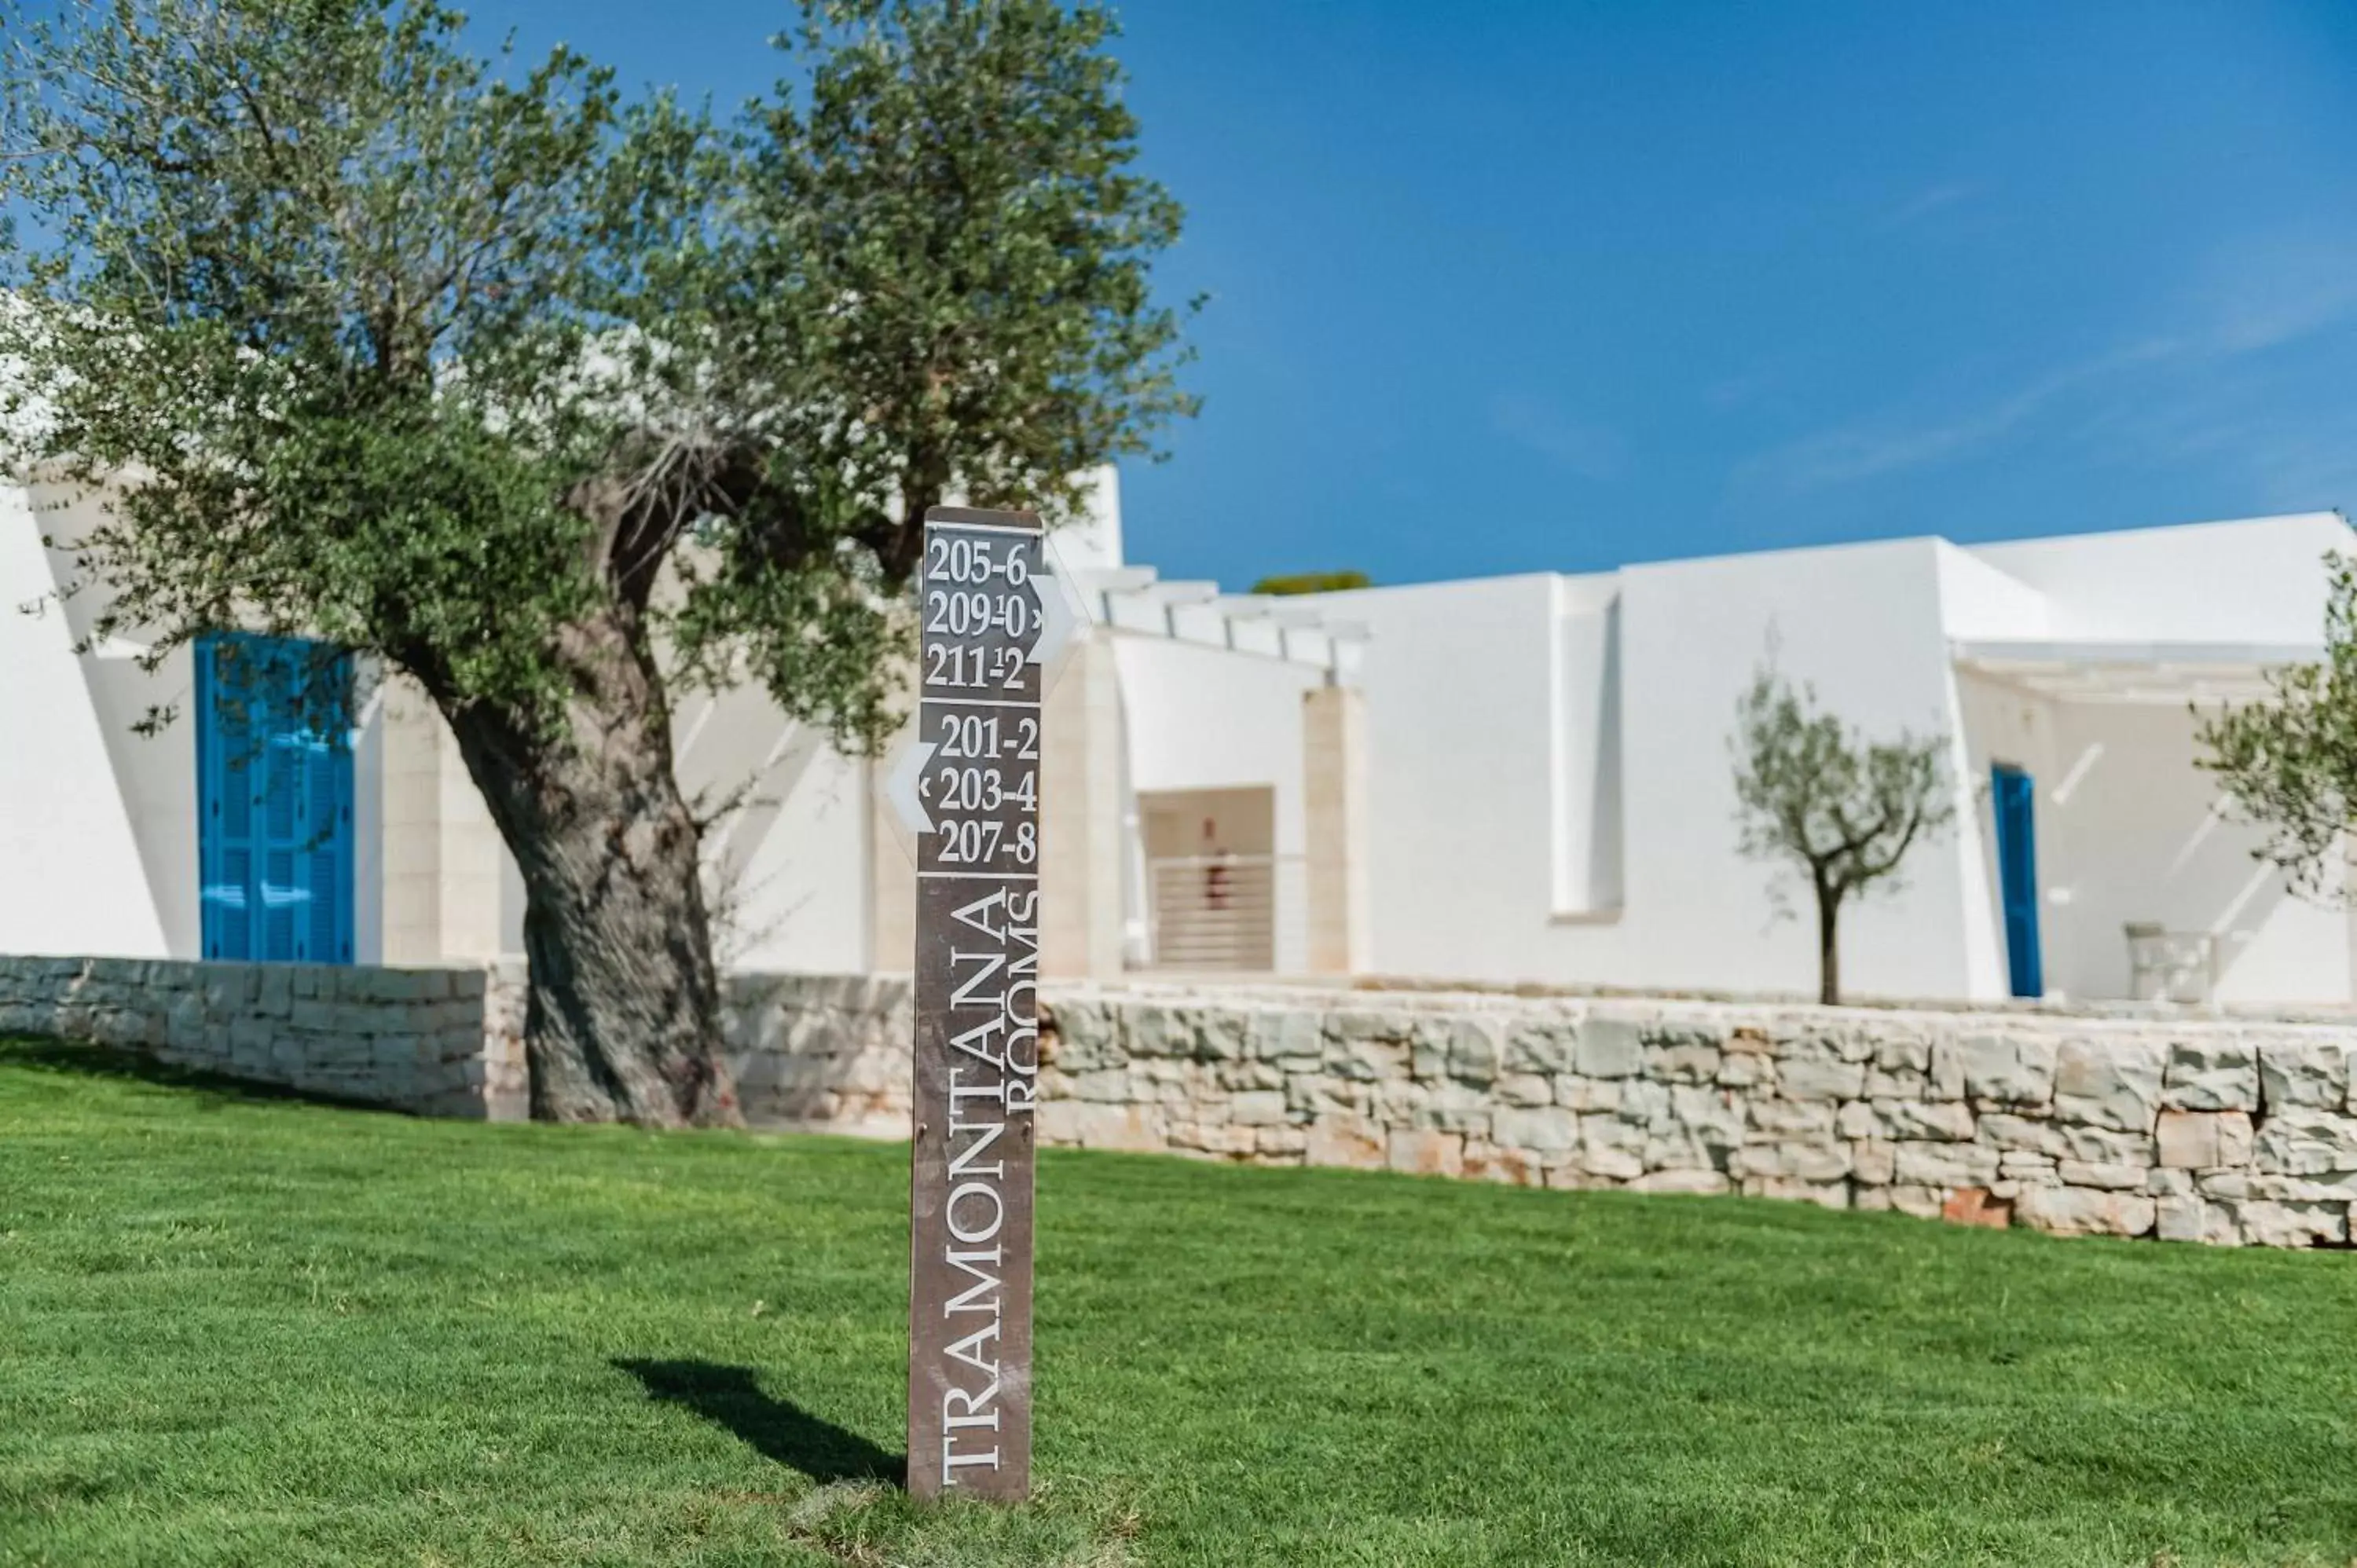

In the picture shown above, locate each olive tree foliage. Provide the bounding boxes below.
[1250,570,1371,596]
[1,0,649,731]
[0,0,1195,1126]
[1729,665,1956,1006]
[2199,555,2357,905]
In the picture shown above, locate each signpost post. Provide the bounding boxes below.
[893,504,1072,1502]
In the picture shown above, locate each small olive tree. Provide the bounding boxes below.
[1730,666,1955,1005]
[2199,555,2357,903]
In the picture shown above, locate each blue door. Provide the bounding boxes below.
[1992,764,2042,998]
[195,634,355,965]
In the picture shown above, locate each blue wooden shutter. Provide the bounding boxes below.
[263,694,299,961]
[307,735,351,963]
[1992,764,2044,999]
[291,651,355,964]
[196,633,354,965]
[197,639,258,960]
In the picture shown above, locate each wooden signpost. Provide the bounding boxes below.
[889,504,1072,1502]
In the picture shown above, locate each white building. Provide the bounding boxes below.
[0,470,1369,984]
[3,460,2350,1006]
[1311,511,2355,1004]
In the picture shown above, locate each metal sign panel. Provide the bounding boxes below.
[906,505,1046,1502]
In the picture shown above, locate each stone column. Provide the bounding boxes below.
[867,749,918,973]
[376,676,506,964]
[2343,838,2357,1005]
[1040,632,1127,979]
[1303,682,1371,976]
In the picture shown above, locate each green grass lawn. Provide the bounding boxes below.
[2,1038,2354,1568]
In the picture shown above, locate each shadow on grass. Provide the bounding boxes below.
[614,1358,904,1486]
[0,1035,401,1116]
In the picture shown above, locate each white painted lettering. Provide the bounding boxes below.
[950,1012,1008,1069]
[949,1065,1007,1115]
[947,1180,1005,1244]
[948,1118,1007,1181]
[945,1318,1001,1376]
[948,948,1006,1009]
[942,1244,1004,1317]
[951,888,1009,942]
[943,1435,1001,1475]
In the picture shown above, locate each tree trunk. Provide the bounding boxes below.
[1814,877,1842,1007]
[434,603,741,1129]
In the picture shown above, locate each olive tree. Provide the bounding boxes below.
[0,0,1193,1125]
[2199,555,2357,903]
[1730,665,1955,1005]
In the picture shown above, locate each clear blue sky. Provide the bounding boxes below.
[246,4,2357,585]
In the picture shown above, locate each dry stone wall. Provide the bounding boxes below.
[715,969,913,1135]
[481,964,915,1132]
[1036,984,2357,1250]
[7,954,2355,1248]
[0,955,907,1132]
[0,955,524,1119]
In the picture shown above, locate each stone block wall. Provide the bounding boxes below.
[718,969,913,1135]
[1036,984,2357,1249]
[0,955,525,1119]
[8,953,2354,1248]
[0,954,911,1130]
[477,962,914,1132]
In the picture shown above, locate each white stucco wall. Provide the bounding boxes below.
[9,482,427,966]
[1109,633,1326,973]
[1110,636,1324,854]
[1326,518,2354,1003]
[1947,517,2357,1004]
[0,485,174,957]
[1951,669,2063,995]
[1047,466,1126,575]
[662,685,872,974]
[10,471,2351,1005]
[1936,542,2069,998]
[1953,669,2352,1005]
[1969,512,2352,643]
[1552,581,1624,916]
[1616,538,1974,998]
[2052,701,2346,1003]
[352,681,388,964]
[62,639,198,957]
[1325,540,1978,997]
[1310,573,1589,982]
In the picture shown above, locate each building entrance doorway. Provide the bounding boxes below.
[195,633,355,965]
[1138,786,1282,972]
[1992,763,2043,998]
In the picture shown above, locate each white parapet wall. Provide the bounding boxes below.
[6,956,2354,1248]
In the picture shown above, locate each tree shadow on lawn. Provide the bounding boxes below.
[614,1358,904,1487]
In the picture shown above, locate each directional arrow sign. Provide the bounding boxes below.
[1025,559,1080,667]
[883,737,936,836]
